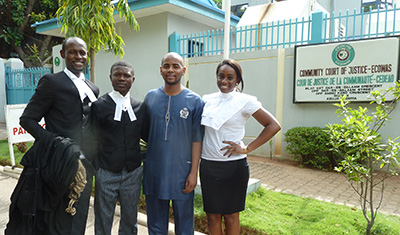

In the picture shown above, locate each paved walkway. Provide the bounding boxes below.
[0,122,203,235]
[0,168,151,235]
[0,122,399,235]
[248,155,400,217]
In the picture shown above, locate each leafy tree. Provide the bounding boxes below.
[56,0,139,82]
[212,0,222,9]
[363,4,378,13]
[0,0,63,67]
[327,82,400,235]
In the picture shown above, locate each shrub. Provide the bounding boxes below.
[14,142,28,153]
[284,126,340,170]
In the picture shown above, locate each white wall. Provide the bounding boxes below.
[231,0,271,7]
[187,47,400,159]
[48,19,400,160]
[334,0,360,13]
[94,13,169,100]
[93,12,230,100]
[188,50,283,158]
[46,7,400,160]
[5,58,23,70]
[52,44,64,73]
[167,12,221,36]
[0,59,6,122]
[236,0,362,13]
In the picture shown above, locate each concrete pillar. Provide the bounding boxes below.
[52,44,65,73]
[0,59,6,122]
[274,48,285,156]
[310,11,327,44]
[223,0,231,59]
[169,32,181,54]
[4,58,23,70]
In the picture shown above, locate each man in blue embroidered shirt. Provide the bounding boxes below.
[143,52,204,235]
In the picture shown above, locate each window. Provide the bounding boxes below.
[188,40,204,58]
[231,4,248,17]
[362,0,393,12]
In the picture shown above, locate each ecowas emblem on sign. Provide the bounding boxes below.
[294,37,399,103]
[331,44,355,66]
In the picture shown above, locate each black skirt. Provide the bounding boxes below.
[199,158,249,214]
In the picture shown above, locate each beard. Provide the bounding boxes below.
[164,77,181,86]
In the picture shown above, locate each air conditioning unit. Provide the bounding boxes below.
[329,18,346,41]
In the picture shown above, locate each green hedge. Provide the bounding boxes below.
[283,126,341,170]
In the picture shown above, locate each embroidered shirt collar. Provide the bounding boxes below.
[108,90,136,122]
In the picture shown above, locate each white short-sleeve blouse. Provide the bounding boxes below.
[201,91,261,161]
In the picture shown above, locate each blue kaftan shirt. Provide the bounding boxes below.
[143,87,204,200]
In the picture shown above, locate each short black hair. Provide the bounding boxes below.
[110,61,134,74]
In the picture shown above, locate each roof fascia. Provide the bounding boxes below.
[128,0,239,25]
[32,0,239,33]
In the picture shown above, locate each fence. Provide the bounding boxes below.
[173,5,400,57]
[5,65,51,104]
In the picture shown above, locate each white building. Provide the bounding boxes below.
[32,0,239,99]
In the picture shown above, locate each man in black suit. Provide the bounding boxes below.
[19,36,99,234]
[91,61,148,234]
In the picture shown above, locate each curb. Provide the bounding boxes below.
[0,166,21,179]
[0,166,206,235]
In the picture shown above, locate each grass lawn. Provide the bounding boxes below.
[1,139,400,234]
[0,139,32,167]
[194,187,400,234]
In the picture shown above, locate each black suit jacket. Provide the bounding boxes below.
[20,71,99,149]
[91,93,148,172]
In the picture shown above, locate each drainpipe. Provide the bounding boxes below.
[223,0,231,59]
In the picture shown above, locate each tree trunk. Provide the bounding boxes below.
[19,0,37,32]
[12,44,33,67]
[366,221,373,235]
[365,159,376,235]
[11,0,36,68]
[90,47,95,83]
[39,36,52,59]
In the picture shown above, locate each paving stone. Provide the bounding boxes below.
[248,157,400,217]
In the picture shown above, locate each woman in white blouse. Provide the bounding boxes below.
[200,59,281,234]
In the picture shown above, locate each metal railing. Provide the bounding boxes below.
[175,5,400,57]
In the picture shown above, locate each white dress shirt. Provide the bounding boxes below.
[64,68,97,103]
